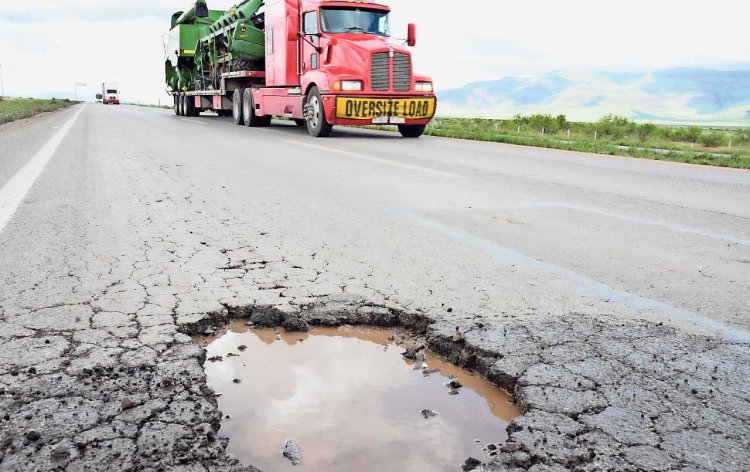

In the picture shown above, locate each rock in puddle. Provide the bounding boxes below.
[421,409,439,419]
[283,439,302,465]
[282,317,310,333]
[462,457,481,471]
[402,344,425,360]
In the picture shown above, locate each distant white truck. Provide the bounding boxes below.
[101,83,120,105]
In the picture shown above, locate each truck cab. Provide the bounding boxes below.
[254,0,436,137]
[102,83,120,105]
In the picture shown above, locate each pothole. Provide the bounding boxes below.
[196,320,521,471]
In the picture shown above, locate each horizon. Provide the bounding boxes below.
[2,0,749,121]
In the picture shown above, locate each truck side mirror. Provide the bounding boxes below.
[287,15,299,41]
[407,23,417,47]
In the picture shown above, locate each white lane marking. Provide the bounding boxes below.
[392,209,750,343]
[529,201,750,246]
[284,140,463,178]
[0,105,85,235]
[181,119,207,125]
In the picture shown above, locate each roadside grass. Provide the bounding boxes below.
[0,97,78,124]
[379,115,750,169]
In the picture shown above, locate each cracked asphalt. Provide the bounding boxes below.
[0,104,748,471]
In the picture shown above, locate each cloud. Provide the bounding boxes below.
[0,0,184,22]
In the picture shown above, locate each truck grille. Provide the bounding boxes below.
[393,53,411,91]
[371,53,389,91]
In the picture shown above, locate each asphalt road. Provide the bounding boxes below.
[1,104,749,471]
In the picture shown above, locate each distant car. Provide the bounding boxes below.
[95,93,103,103]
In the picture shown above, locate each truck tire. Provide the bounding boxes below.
[176,94,184,116]
[232,89,245,125]
[242,88,263,127]
[184,94,196,117]
[398,124,426,138]
[304,87,332,138]
[174,95,179,115]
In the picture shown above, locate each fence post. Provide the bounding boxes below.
[729,140,732,149]
[517,125,520,134]
[594,131,598,140]
[542,127,545,136]
[567,129,571,139]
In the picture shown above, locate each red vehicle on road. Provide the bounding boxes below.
[170,0,436,137]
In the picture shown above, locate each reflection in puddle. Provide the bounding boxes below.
[198,321,521,471]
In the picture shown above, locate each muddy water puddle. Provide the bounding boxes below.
[198,321,520,471]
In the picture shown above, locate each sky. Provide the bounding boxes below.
[0,0,749,104]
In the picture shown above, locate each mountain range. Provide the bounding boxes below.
[437,68,750,125]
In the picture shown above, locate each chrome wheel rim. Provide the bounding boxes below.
[309,95,321,128]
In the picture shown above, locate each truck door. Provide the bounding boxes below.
[301,10,320,77]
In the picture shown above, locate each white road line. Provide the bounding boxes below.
[284,140,463,178]
[0,105,84,235]
[392,209,750,343]
[182,119,207,125]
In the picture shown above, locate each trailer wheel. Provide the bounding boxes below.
[304,86,332,138]
[232,89,245,125]
[398,124,427,138]
[184,94,196,117]
[174,95,179,116]
[242,89,261,127]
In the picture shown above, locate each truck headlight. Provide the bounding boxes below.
[341,80,363,91]
[415,82,433,92]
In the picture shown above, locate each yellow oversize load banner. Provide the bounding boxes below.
[336,97,436,120]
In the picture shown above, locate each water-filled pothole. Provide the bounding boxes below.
[197,321,521,471]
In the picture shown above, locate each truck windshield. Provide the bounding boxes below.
[320,8,389,36]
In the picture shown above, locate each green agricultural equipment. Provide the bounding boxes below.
[165,0,265,92]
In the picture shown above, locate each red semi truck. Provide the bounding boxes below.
[168,0,436,137]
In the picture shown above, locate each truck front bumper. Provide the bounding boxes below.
[323,95,437,126]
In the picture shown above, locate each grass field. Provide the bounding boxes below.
[0,97,77,125]
[404,115,750,169]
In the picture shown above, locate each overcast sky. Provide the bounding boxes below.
[1,0,748,103]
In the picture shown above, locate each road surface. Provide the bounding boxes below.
[1,104,748,471]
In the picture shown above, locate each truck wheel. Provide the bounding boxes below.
[184,95,196,117]
[304,87,332,138]
[242,88,262,127]
[398,124,427,138]
[174,95,179,115]
[176,94,184,116]
[233,89,245,125]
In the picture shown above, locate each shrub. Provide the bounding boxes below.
[595,115,636,139]
[678,126,702,143]
[636,123,657,142]
[513,114,568,134]
[698,131,728,148]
